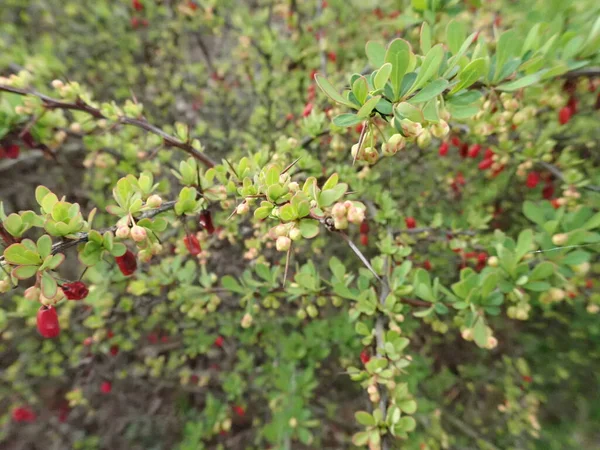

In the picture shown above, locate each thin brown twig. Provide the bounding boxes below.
[0,84,217,168]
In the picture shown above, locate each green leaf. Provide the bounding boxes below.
[473,317,488,348]
[298,219,320,239]
[529,262,554,280]
[385,38,411,100]
[3,243,42,266]
[319,184,347,207]
[494,30,520,82]
[515,229,533,260]
[332,113,362,128]
[366,41,386,68]
[409,79,449,103]
[398,399,417,414]
[562,251,590,265]
[355,411,376,426]
[357,96,382,118]
[111,243,127,257]
[352,77,368,104]
[314,74,355,108]
[420,22,432,53]
[446,20,466,55]
[449,58,486,94]
[497,71,544,91]
[408,44,444,95]
[222,275,244,294]
[374,63,392,90]
[41,271,57,299]
[37,235,53,259]
[12,265,38,280]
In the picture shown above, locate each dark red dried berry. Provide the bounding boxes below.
[183,235,202,255]
[62,281,89,300]
[199,210,215,234]
[37,306,60,338]
[360,233,368,246]
[115,250,137,276]
[5,144,20,159]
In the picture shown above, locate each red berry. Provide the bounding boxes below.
[141,19,149,27]
[110,345,119,356]
[5,144,20,159]
[478,158,493,170]
[586,279,593,289]
[37,306,60,338]
[483,148,494,159]
[360,220,369,234]
[360,348,370,364]
[327,51,337,63]
[199,210,215,234]
[467,144,481,158]
[459,143,468,158]
[107,330,114,339]
[302,102,313,117]
[558,106,572,125]
[285,113,294,121]
[188,1,198,10]
[115,250,137,276]
[183,234,202,255]
[62,281,89,300]
[132,0,143,11]
[491,165,505,177]
[522,375,532,383]
[525,171,541,189]
[214,336,224,347]
[360,233,369,246]
[355,123,364,134]
[83,337,93,346]
[405,217,416,229]
[21,131,36,148]
[551,199,561,209]
[423,260,432,271]
[233,405,245,417]
[542,183,555,199]
[148,332,158,344]
[438,141,449,156]
[130,17,139,28]
[12,406,36,423]
[309,69,318,80]
[450,136,461,147]
[373,8,384,19]
[100,381,112,394]
[455,172,465,186]
[567,96,578,114]
[477,252,487,264]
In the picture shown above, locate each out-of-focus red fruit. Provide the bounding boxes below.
[450,136,461,147]
[37,306,60,338]
[567,96,578,114]
[423,260,432,271]
[12,406,36,423]
[285,113,294,121]
[5,144,19,159]
[483,148,494,159]
[467,144,481,158]
[405,217,416,229]
[478,159,493,170]
[438,141,449,156]
[360,221,369,234]
[526,172,540,189]
[360,234,369,246]
[558,106,572,125]
[233,405,245,417]
[110,345,119,356]
[130,17,139,28]
[459,143,468,158]
[360,348,370,364]
[542,183,554,199]
[101,381,112,394]
[214,336,224,347]
[62,281,89,300]
[302,103,313,117]
[551,199,561,209]
[355,123,364,134]
[477,252,487,263]
[115,250,137,276]
[183,234,202,255]
[132,0,143,11]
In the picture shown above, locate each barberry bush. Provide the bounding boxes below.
[1,0,600,449]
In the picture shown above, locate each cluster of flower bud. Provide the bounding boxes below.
[507,302,531,320]
[331,201,366,230]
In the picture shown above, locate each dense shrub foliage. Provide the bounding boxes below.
[1,1,600,449]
